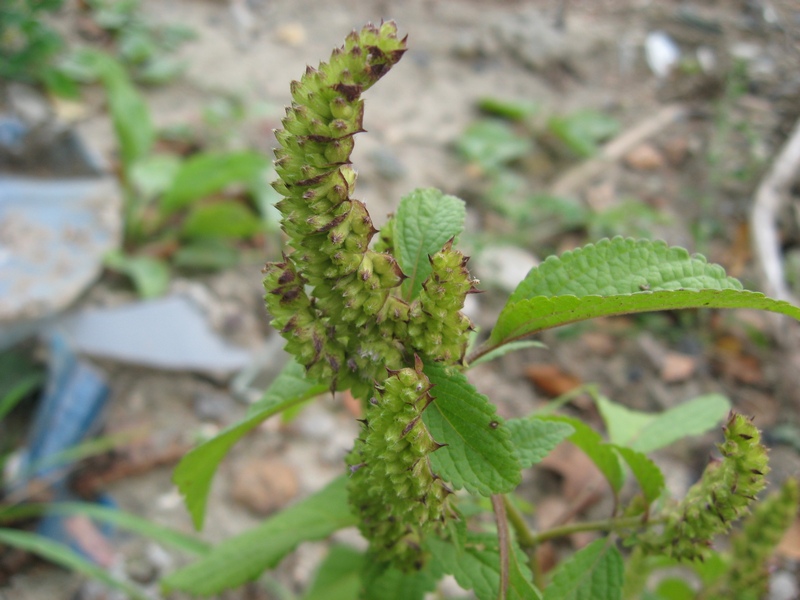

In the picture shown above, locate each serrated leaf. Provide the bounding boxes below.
[394,188,466,300]
[161,151,269,214]
[163,478,356,596]
[488,239,800,348]
[510,238,744,304]
[456,119,534,172]
[507,418,574,468]
[427,532,541,600]
[0,502,209,556]
[543,539,623,600]
[613,446,665,504]
[540,416,624,493]
[597,394,731,454]
[469,340,547,366]
[422,363,521,496]
[174,360,326,529]
[181,202,262,240]
[303,546,364,600]
[361,560,440,600]
[0,528,148,600]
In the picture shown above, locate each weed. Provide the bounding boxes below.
[164,23,800,599]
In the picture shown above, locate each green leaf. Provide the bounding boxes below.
[0,528,148,600]
[469,340,547,366]
[489,238,800,347]
[478,97,539,121]
[653,578,696,600]
[508,238,743,304]
[597,394,731,454]
[595,395,656,448]
[181,202,262,240]
[362,561,440,600]
[129,153,181,199]
[0,502,209,556]
[161,151,269,214]
[162,477,356,596]
[507,418,574,469]
[539,416,624,493]
[456,119,534,171]
[104,251,170,298]
[303,546,364,600]
[422,364,521,496]
[174,359,326,529]
[542,539,623,600]
[547,109,619,158]
[78,50,154,169]
[613,446,665,504]
[172,239,240,271]
[427,532,541,600]
[394,188,466,300]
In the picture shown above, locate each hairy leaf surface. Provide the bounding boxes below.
[543,539,623,600]
[489,238,800,348]
[423,364,521,495]
[613,446,665,504]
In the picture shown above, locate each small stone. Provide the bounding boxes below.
[769,570,798,600]
[660,351,697,383]
[276,23,307,47]
[624,143,665,171]
[230,459,299,515]
[662,136,691,166]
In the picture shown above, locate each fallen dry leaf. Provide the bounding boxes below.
[660,351,697,383]
[525,364,582,398]
[777,518,800,560]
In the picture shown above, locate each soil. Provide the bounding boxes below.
[3,0,800,598]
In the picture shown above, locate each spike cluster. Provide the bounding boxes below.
[263,22,476,572]
[263,22,476,396]
[639,412,769,561]
[346,359,454,570]
[706,477,799,600]
[408,241,477,363]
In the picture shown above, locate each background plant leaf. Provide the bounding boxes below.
[160,151,269,214]
[507,418,574,468]
[455,119,534,172]
[181,202,262,240]
[597,394,731,453]
[394,188,466,300]
[302,545,364,600]
[162,477,356,596]
[542,539,623,600]
[612,446,665,504]
[539,416,624,493]
[104,251,170,298]
[0,528,148,600]
[547,109,619,158]
[0,502,209,556]
[422,363,521,496]
[174,359,325,529]
[469,340,546,366]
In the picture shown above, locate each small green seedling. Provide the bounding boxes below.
[167,23,800,599]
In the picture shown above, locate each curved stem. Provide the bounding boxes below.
[530,515,658,546]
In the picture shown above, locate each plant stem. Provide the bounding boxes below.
[502,496,543,588]
[530,515,655,546]
[491,495,509,600]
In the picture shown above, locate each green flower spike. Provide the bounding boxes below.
[639,412,769,561]
[346,356,455,570]
[706,477,799,600]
